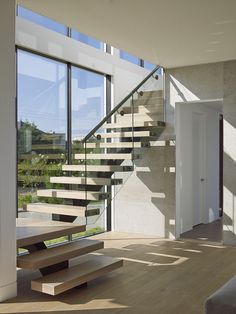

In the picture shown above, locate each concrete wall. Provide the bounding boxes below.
[222,61,236,245]
[165,62,223,132]
[114,140,176,238]
[166,61,236,245]
[16,17,163,107]
[0,0,17,302]
[114,62,225,239]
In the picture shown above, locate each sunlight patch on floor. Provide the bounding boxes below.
[147,252,189,265]
[199,244,226,249]
[173,247,202,253]
[0,299,129,313]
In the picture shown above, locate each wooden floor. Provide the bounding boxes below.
[2,232,236,314]
[180,219,222,243]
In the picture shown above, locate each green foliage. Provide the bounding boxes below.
[72,227,104,240]
[18,193,33,208]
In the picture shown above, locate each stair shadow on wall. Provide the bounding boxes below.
[135,143,176,238]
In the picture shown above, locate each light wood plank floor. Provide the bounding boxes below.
[2,232,236,314]
[181,219,222,243]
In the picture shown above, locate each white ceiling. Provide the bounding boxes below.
[17,0,236,68]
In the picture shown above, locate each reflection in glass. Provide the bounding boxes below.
[144,60,156,70]
[71,67,105,141]
[17,49,67,210]
[17,5,68,35]
[71,29,104,50]
[120,50,140,65]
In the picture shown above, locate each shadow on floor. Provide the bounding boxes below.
[180,219,222,243]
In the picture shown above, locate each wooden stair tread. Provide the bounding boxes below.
[74,153,135,160]
[122,105,163,114]
[139,90,163,98]
[95,130,152,138]
[37,189,110,201]
[25,203,99,217]
[80,142,143,149]
[16,218,86,248]
[17,239,104,270]
[103,120,165,129]
[50,176,122,185]
[62,165,133,172]
[116,113,163,122]
[133,99,163,106]
[31,255,123,295]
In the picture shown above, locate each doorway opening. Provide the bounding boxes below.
[176,100,223,243]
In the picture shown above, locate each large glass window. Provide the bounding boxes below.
[71,67,106,236]
[71,29,104,50]
[120,50,140,65]
[17,6,68,35]
[17,50,67,209]
[71,67,105,141]
[144,60,156,70]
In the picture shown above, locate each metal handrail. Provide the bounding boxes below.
[81,65,161,143]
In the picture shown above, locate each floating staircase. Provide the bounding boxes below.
[18,66,168,296]
[16,218,122,295]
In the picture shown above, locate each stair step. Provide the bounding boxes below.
[50,176,122,185]
[95,130,152,139]
[122,105,163,114]
[62,164,133,172]
[17,239,104,270]
[103,120,165,129]
[134,98,163,106]
[80,142,143,149]
[74,153,136,160]
[37,189,110,201]
[25,203,99,217]
[139,90,163,99]
[116,114,163,123]
[16,218,86,248]
[31,255,123,295]
[74,153,140,160]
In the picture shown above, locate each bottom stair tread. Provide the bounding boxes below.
[31,255,123,295]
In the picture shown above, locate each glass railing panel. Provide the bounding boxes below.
[135,70,164,121]
[78,66,163,232]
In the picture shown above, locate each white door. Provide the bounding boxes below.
[192,112,205,226]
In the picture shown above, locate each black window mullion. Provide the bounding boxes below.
[67,63,72,164]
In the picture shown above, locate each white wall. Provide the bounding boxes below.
[0,0,17,302]
[176,101,221,237]
[16,17,163,107]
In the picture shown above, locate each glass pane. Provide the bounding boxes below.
[71,67,105,141]
[17,49,67,212]
[71,67,106,235]
[71,29,104,50]
[144,60,156,70]
[120,50,140,65]
[17,5,68,35]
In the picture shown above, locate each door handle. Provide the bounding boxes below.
[201,178,205,182]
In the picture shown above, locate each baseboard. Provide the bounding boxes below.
[0,281,17,302]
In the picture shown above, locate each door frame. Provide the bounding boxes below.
[192,111,206,226]
[175,99,223,238]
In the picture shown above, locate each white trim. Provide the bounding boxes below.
[0,282,17,303]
